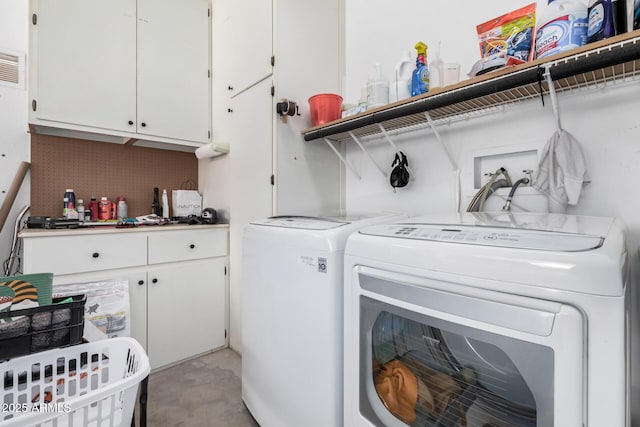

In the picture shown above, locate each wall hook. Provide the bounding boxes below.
[276,99,298,123]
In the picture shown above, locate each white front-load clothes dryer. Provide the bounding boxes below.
[242,213,407,427]
[343,212,630,427]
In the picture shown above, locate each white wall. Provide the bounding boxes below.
[344,1,640,425]
[0,0,30,275]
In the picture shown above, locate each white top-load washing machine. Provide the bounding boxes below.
[343,212,629,427]
[242,213,407,427]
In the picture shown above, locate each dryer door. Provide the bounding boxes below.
[348,267,585,427]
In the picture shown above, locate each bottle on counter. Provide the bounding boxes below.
[152,187,160,216]
[64,189,78,219]
[162,189,169,219]
[98,196,116,220]
[117,197,128,221]
[77,199,85,222]
[89,196,99,221]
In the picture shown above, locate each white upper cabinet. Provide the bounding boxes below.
[29,0,211,149]
[137,0,211,142]
[31,0,137,132]
[229,0,272,95]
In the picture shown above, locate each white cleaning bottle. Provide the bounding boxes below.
[430,42,444,90]
[389,51,413,103]
[162,189,170,219]
[366,63,389,108]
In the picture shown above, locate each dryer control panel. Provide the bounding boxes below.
[360,224,604,252]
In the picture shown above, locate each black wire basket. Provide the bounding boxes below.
[0,294,86,360]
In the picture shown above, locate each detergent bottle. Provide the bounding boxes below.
[535,0,588,59]
[411,41,429,97]
[389,51,413,102]
[587,0,616,42]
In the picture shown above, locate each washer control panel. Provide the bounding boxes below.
[360,224,604,251]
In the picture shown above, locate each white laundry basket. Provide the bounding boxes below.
[0,337,149,427]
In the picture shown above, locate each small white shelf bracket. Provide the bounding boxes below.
[543,64,563,132]
[323,138,361,180]
[424,111,458,170]
[348,131,387,177]
[377,123,416,177]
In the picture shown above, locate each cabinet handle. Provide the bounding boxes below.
[228,85,233,91]
[128,120,134,126]
[92,252,99,258]
[152,278,158,284]
[138,280,144,286]
[189,244,195,249]
[141,122,147,127]
[227,108,233,113]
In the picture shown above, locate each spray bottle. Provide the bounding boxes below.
[411,41,429,97]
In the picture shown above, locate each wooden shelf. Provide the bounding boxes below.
[303,30,640,143]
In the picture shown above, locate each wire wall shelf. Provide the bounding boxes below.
[303,31,640,145]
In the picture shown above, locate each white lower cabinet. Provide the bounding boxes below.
[21,226,228,370]
[147,258,226,369]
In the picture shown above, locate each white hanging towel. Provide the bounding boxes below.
[533,129,590,213]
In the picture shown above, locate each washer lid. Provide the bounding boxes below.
[359,213,612,251]
[250,215,350,230]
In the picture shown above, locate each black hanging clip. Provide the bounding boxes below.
[390,151,410,192]
[537,66,545,107]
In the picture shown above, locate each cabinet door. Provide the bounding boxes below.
[229,0,272,94]
[31,0,136,132]
[50,268,148,353]
[137,0,211,143]
[147,258,226,369]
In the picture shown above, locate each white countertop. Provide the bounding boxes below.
[19,223,229,238]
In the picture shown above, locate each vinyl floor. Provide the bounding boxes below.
[136,348,259,427]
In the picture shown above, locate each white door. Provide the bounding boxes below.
[147,258,226,369]
[228,78,274,350]
[229,0,272,95]
[137,0,211,143]
[31,0,136,131]
[272,0,342,215]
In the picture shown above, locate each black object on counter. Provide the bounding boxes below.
[27,216,81,229]
[151,187,160,216]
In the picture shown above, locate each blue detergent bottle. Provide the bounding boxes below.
[587,0,616,42]
[411,41,429,97]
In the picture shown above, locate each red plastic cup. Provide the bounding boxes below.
[308,94,343,126]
